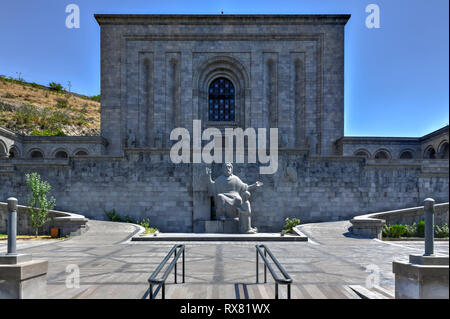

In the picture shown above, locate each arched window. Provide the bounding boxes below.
[30,150,44,158]
[0,141,7,158]
[424,146,436,159]
[438,142,449,159]
[354,149,370,159]
[9,147,19,158]
[374,150,390,160]
[400,150,414,159]
[55,150,68,159]
[208,77,235,122]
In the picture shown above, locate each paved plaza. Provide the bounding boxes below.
[0,220,448,299]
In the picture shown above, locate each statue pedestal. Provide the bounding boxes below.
[393,254,449,299]
[205,219,239,233]
[0,254,48,299]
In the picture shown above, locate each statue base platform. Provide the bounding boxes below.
[204,219,239,234]
[132,232,308,242]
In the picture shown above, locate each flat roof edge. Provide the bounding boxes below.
[94,14,351,25]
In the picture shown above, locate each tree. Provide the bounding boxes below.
[25,172,56,237]
[48,81,64,92]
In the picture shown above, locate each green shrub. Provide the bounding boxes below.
[89,94,100,102]
[416,221,425,237]
[55,97,69,108]
[12,104,40,125]
[2,92,14,98]
[123,215,133,223]
[383,224,408,238]
[390,224,407,238]
[81,103,89,113]
[11,104,72,131]
[43,110,71,127]
[435,224,449,238]
[405,223,416,237]
[383,221,448,239]
[75,114,88,126]
[382,225,391,238]
[0,100,14,112]
[138,218,158,234]
[25,173,56,237]
[48,82,64,92]
[104,209,122,222]
[31,129,66,136]
[138,218,150,229]
[283,217,301,234]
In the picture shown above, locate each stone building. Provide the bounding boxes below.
[0,15,448,232]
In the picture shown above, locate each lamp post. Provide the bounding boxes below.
[423,198,435,256]
[7,197,18,256]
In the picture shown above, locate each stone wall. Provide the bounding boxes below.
[337,126,449,159]
[370,203,449,226]
[0,151,448,233]
[338,138,422,159]
[0,202,88,236]
[350,202,449,239]
[0,133,107,159]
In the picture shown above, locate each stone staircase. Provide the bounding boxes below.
[147,283,362,299]
[348,285,395,299]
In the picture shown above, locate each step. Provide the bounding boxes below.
[348,285,393,299]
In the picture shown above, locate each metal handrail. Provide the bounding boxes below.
[148,244,185,299]
[256,244,292,299]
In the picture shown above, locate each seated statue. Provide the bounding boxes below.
[237,191,258,234]
[206,163,263,233]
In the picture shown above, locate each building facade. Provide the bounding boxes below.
[0,15,448,232]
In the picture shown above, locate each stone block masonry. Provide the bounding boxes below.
[0,151,447,233]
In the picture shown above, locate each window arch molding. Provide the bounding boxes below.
[9,145,21,158]
[73,148,89,156]
[0,140,7,157]
[437,140,449,159]
[374,149,392,160]
[399,149,415,159]
[52,148,69,159]
[423,145,436,159]
[354,149,371,159]
[194,56,250,130]
[28,148,45,159]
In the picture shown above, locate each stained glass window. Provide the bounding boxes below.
[208,77,235,121]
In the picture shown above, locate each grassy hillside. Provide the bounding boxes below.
[0,75,100,136]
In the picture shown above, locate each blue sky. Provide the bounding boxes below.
[0,0,448,137]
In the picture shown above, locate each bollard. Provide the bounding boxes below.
[423,198,435,256]
[7,197,18,255]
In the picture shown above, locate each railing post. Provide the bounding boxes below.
[149,284,153,299]
[287,284,291,299]
[424,198,435,256]
[174,247,178,284]
[162,283,165,299]
[256,248,259,283]
[182,246,185,283]
[264,248,267,283]
[7,197,18,256]
[275,283,278,299]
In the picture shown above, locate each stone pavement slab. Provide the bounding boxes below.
[0,219,447,299]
